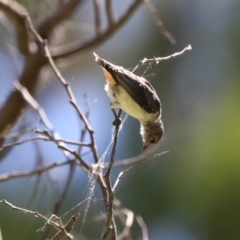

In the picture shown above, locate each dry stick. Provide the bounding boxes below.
[0,1,47,146]
[44,44,100,164]
[0,200,63,231]
[143,0,176,45]
[102,110,122,240]
[0,159,72,183]
[132,44,192,72]
[50,97,91,234]
[14,81,72,159]
[0,135,91,153]
[50,94,91,218]
[51,0,142,59]
[27,142,45,206]
[0,0,29,55]
[136,215,149,240]
[51,97,91,226]
[37,0,84,39]
[115,208,134,240]
[25,14,110,240]
[52,213,80,240]
[3,128,33,139]
[52,163,76,215]
[113,151,168,192]
[59,145,91,172]
[34,129,91,147]
[24,13,99,162]
[93,0,101,35]
[24,14,99,167]
[105,0,114,25]
[0,227,2,240]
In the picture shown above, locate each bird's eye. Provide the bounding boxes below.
[150,139,155,143]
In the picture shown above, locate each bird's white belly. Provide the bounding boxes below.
[105,84,157,122]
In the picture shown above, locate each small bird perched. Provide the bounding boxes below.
[94,52,164,149]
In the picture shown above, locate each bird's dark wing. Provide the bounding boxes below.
[94,53,161,113]
[113,68,161,114]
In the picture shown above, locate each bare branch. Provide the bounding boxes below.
[116,208,134,240]
[93,0,101,35]
[0,200,61,230]
[52,213,80,240]
[136,215,149,240]
[143,0,176,44]
[37,0,84,39]
[14,82,52,132]
[51,0,142,59]
[0,135,91,154]
[105,0,114,25]
[0,0,30,55]
[52,163,76,218]
[24,14,100,164]
[43,43,100,163]
[14,81,72,159]
[0,159,72,183]
[132,45,192,73]
[0,4,48,145]
[42,164,77,239]
[102,110,122,240]
[59,145,91,172]
[34,129,92,146]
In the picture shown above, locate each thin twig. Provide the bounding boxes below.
[102,110,122,240]
[136,215,149,240]
[52,163,76,214]
[51,0,142,59]
[0,159,73,183]
[0,6,46,145]
[37,214,75,240]
[0,0,30,55]
[0,200,61,230]
[24,14,100,164]
[59,145,91,172]
[116,208,134,240]
[143,0,176,44]
[132,44,192,72]
[14,83,53,132]
[43,43,100,163]
[112,151,168,192]
[37,0,84,39]
[14,81,72,159]
[52,213,80,240]
[27,142,45,206]
[93,0,101,35]
[105,0,114,25]
[34,129,91,147]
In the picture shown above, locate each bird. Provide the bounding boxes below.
[93,52,164,149]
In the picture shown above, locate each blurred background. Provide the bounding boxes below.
[1,0,240,239]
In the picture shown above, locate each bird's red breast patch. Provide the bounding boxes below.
[102,67,116,84]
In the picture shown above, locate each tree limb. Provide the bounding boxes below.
[51,0,142,59]
[0,0,30,55]
[37,0,84,39]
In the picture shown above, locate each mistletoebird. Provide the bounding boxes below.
[94,53,164,149]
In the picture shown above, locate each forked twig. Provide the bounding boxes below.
[133,45,192,72]
[0,200,79,239]
[136,215,149,240]
[23,13,100,165]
